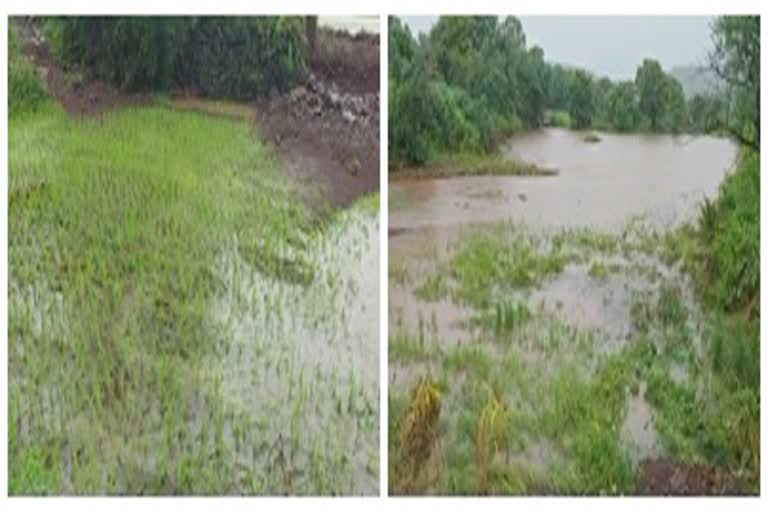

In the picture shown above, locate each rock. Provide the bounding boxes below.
[345,158,361,176]
[342,110,357,123]
[289,86,307,102]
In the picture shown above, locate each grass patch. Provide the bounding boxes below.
[7,104,353,494]
[415,227,565,309]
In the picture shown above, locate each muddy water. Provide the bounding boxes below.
[391,128,737,234]
[212,207,379,495]
[389,129,736,479]
[391,130,735,341]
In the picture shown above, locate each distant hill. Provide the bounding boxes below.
[669,65,724,99]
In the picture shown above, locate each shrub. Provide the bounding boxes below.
[45,16,306,98]
[48,17,193,90]
[8,26,48,117]
[178,17,305,99]
[389,74,495,166]
[709,152,760,313]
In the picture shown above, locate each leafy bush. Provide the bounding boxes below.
[46,16,306,97]
[708,152,760,313]
[389,74,495,166]
[48,17,192,90]
[8,26,48,117]
[178,17,305,99]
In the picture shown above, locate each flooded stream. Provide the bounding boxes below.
[391,128,737,235]
[389,128,737,488]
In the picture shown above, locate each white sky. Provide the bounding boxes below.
[400,15,715,79]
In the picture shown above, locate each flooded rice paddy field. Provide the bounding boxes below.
[8,105,379,495]
[389,128,739,494]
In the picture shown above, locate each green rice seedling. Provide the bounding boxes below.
[494,300,531,334]
[475,389,510,494]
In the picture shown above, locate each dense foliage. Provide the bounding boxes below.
[8,25,48,117]
[389,15,752,167]
[710,16,760,150]
[46,16,306,99]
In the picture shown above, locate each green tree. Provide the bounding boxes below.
[710,15,760,150]
[688,94,725,134]
[607,81,640,132]
[569,69,595,129]
[660,75,688,132]
[389,16,416,82]
[635,59,667,130]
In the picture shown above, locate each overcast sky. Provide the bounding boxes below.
[399,16,715,80]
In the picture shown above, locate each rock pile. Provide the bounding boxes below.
[287,73,379,126]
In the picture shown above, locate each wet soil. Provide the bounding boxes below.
[13,17,380,210]
[637,459,742,495]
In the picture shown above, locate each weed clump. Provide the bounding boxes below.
[397,379,442,480]
[495,301,530,334]
[475,391,510,494]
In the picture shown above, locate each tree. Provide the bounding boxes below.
[635,59,667,130]
[569,69,595,129]
[389,16,416,82]
[660,76,688,132]
[607,81,640,132]
[710,15,760,150]
[688,94,725,134]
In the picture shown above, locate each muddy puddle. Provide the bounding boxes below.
[211,206,379,494]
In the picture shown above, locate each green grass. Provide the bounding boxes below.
[415,227,566,309]
[543,110,571,128]
[9,103,377,495]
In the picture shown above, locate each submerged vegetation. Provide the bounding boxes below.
[389,15,758,495]
[9,17,379,495]
[391,202,759,494]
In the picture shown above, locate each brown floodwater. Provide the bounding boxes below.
[389,129,733,475]
[390,128,738,235]
[390,130,734,342]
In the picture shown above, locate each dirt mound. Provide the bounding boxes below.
[309,29,379,95]
[637,459,744,495]
[256,30,380,210]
